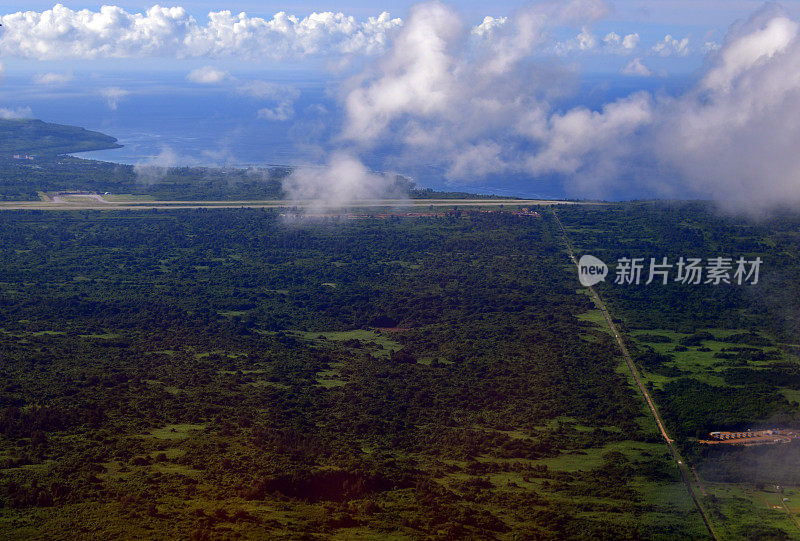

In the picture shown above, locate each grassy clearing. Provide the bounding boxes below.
[453,437,708,538]
[576,308,611,331]
[780,388,800,404]
[701,482,800,539]
[149,447,185,461]
[635,478,696,510]
[575,289,614,332]
[538,440,667,472]
[218,310,249,317]
[631,481,709,537]
[316,367,347,388]
[631,328,793,389]
[148,424,206,440]
[142,380,181,395]
[196,350,247,359]
[60,196,99,204]
[291,329,403,358]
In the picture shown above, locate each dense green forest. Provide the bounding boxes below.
[1,203,799,538]
[0,208,709,539]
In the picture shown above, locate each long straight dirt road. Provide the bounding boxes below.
[551,208,719,541]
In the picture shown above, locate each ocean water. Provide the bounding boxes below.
[0,70,693,199]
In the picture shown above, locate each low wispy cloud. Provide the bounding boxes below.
[238,81,300,122]
[33,72,74,85]
[0,106,32,119]
[134,146,194,184]
[283,152,408,208]
[257,106,294,122]
[187,66,229,84]
[99,86,129,110]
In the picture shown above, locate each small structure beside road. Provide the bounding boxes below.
[699,429,800,446]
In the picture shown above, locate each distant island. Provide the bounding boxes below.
[0,118,121,157]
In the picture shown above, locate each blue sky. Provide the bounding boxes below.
[2,1,798,74]
[3,1,795,20]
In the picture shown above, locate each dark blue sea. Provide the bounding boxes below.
[0,70,693,199]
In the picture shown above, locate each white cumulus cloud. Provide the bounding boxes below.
[303,0,800,211]
[701,9,797,92]
[342,0,608,146]
[653,4,800,211]
[471,16,508,37]
[187,66,229,83]
[555,26,600,54]
[603,31,639,53]
[620,57,651,76]
[286,0,614,206]
[0,4,402,60]
[622,33,640,50]
[525,92,653,194]
[652,34,690,56]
